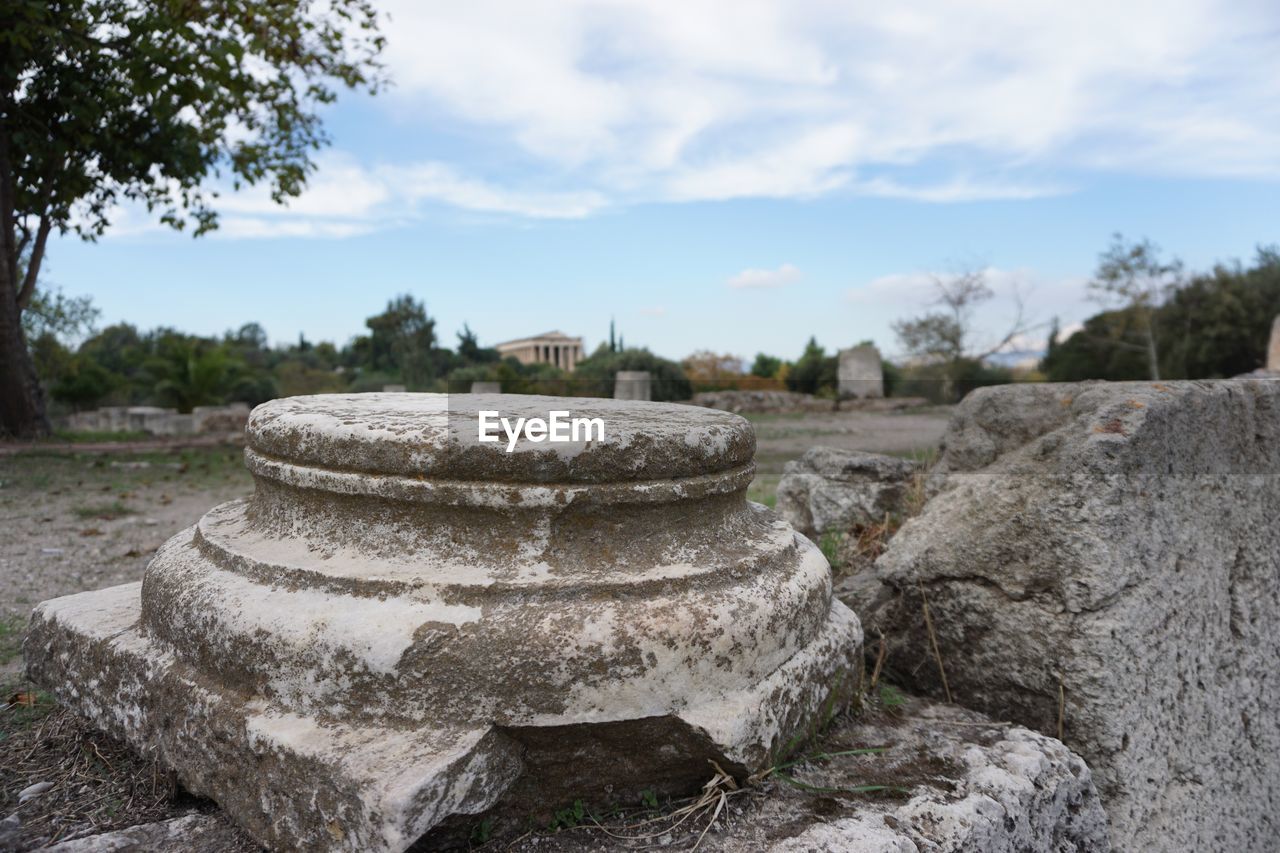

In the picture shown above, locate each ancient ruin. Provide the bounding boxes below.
[1269,314,1280,372]
[837,345,884,399]
[26,393,860,852]
[776,448,916,540]
[613,369,652,400]
[847,379,1280,851]
[61,403,250,437]
[495,331,585,372]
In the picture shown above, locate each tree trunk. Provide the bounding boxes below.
[0,106,52,439]
[0,260,50,439]
[1143,309,1161,382]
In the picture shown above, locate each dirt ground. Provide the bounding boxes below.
[744,406,951,505]
[0,405,951,850]
[0,446,252,688]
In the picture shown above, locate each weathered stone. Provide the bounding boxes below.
[848,380,1280,852]
[468,381,501,394]
[613,370,652,401]
[62,403,249,437]
[838,345,884,399]
[692,390,834,414]
[1269,314,1280,372]
[501,696,1109,852]
[759,709,1108,852]
[191,402,250,435]
[776,448,917,540]
[27,393,860,853]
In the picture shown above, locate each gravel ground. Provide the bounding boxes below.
[0,446,252,683]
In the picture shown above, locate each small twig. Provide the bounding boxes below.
[1056,671,1066,741]
[869,630,888,692]
[917,580,952,703]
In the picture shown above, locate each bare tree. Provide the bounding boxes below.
[893,266,1031,400]
[1088,234,1182,380]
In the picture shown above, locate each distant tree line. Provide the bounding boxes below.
[26,295,697,413]
[1042,241,1280,382]
[25,237,1280,418]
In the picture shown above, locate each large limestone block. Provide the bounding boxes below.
[1269,314,1280,372]
[776,447,917,540]
[848,380,1280,852]
[27,393,860,852]
[838,345,884,399]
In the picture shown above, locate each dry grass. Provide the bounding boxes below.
[0,696,193,848]
[831,459,932,577]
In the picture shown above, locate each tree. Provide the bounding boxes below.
[682,350,745,391]
[147,341,246,413]
[456,323,499,365]
[892,267,1029,401]
[1,1,385,437]
[1040,309,1151,381]
[785,337,837,396]
[1046,245,1280,381]
[22,286,99,345]
[750,353,783,379]
[1088,234,1181,381]
[573,347,692,402]
[361,295,439,389]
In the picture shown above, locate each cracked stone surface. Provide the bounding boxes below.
[25,393,861,852]
[502,696,1108,852]
[775,448,917,540]
[846,379,1280,852]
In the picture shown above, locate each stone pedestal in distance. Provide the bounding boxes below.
[613,370,652,400]
[26,393,860,852]
[837,345,884,399]
[469,380,501,394]
[1269,314,1280,373]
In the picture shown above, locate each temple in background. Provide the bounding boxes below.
[495,331,586,372]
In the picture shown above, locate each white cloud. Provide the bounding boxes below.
[213,218,376,240]
[368,0,1280,213]
[120,151,608,240]
[98,1,1280,236]
[728,263,801,289]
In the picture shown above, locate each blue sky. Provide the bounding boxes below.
[43,0,1280,363]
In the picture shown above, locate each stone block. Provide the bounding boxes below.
[838,345,884,399]
[1269,314,1280,372]
[775,447,917,540]
[469,381,501,394]
[847,380,1280,851]
[27,393,860,852]
[501,696,1109,852]
[613,370,651,401]
[192,403,250,434]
